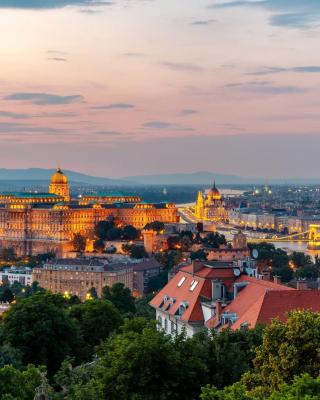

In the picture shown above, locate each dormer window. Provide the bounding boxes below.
[163,294,170,303]
[177,276,186,287]
[190,280,199,291]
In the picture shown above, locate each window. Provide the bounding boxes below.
[177,276,186,287]
[157,316,162,328]
[190,280,199,291]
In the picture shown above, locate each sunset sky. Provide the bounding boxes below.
[1,0,320,178]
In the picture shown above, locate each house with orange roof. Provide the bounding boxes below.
[150,260,320,337]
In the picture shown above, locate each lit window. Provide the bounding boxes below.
[190,281,199,291]
[177,276,186,287]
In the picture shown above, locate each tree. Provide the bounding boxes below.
[242,310,320,393]
[0,286,14,303]
[87,287,98,300]
[0,247,17,262]
[95,220,114,240]
[106,227,122,241]
[72,233,86,253]
[134,294,156,319]
[144,221,165,233]
[248,242,292,282]
[122,244,148,259]
[54,358,103,400]
[0,343,22,369]
[200,374,320,400]
[93,239,105,253]
[96,327,181,400]
[69,300,122,358]
[155,250,183,270]
[190,249,208,261]
[0,364,51,400]
[295,264,320,279]
[0,292,82,376]
[148,270,168,292]
[122,225,139,240]
[203,233,227,249]
[290,252,312,269]
[102,283,136,314]
[197,222,204,233]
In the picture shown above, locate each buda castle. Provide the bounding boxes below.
[0,169,178,256]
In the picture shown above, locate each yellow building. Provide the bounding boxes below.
[194,182,228,222]
[0,169,179,256]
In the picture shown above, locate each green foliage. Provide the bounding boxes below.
[0,364,49,400]
[87,287,98,299]
[0,292,82,376]
[54,325,263,400]
[242,310,320,393]
[290,252,312,268]
[102,283,136,314]
[155,250,183,270]
[93,239,105,253]
[54,358,103,400]
[0,343,22,369]
[0,285,14,303]
[96,327,181,400]
[122,243,148,259]
[147,270,168,292]
[95,221,139,242]
[69,300,122,359]
[134,294,156,319]
[122,225,139,240]
[190,249,208,261]
[203,233,227,249]
[144,221,165,232]
[72,233,86,253]
[0,248,17,262]
[200,374,320,400]
[94,220,114,240]
[249,242,292,282]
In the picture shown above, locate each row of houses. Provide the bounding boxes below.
[230,208,320,234]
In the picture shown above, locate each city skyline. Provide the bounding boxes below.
[0,0,320,178]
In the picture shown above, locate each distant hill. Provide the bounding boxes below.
[123,171,262,185]
[0,168,130,186]
[0,168,318,186]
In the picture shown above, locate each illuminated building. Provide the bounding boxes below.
[33,258,133,300]
[0,169,179,256]
[194,182,228,222]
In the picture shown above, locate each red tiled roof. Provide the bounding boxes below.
[149,264,236,323]
[255,290,320,325]
[206,275,294,329]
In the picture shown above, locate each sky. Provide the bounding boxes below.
[0,0,320,178]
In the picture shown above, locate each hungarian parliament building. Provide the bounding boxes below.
[0,169,178,256]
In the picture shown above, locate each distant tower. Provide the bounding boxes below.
[143,229,157,254]
[232,231,247,249]
[195,191,204,219]
[49,168,70,202]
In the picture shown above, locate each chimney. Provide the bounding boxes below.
[262,270,271,281]
[273,275,281,285]
[215,300,222,320]
[296,279,309,291]
[192,259,203,274]
[212,279,223,301]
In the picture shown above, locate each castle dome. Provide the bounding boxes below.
[50,168,68,184]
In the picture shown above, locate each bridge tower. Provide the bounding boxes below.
[308,224,320,249]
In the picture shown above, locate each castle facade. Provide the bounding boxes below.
[0,169,179,256]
